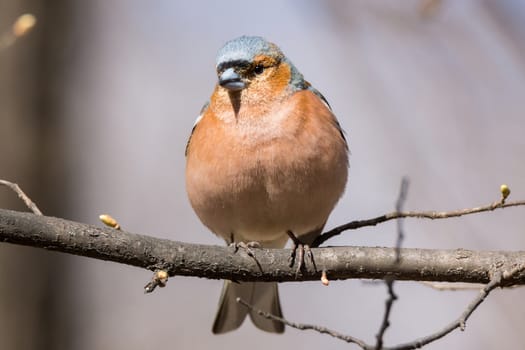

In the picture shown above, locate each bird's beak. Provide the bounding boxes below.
[218,68,246,91]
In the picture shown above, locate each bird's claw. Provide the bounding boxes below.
[229,241,261,258]
[287,231,315,277]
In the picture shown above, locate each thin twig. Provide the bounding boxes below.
[385,269,513,350]
[236,297,369,348]
[421,282,485,291]
[375,279,397,349]
[375,177,408,349]
[393,177,409,261]
[313,197,523,247]
[237,267,521,350]
[0,180,42,215]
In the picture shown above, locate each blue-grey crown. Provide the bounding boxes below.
[216,36,281,67]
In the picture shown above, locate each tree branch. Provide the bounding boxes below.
[313,192,522,247]
[0,179,42,215]
[237,297,369,348]
[237,268,517,350]
[1,208,525,285]
[375,177,409,349]
[386,269,510,350]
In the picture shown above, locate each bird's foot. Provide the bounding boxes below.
[287,231,315,277]
[229,240,263,272]
[229,240,261,258]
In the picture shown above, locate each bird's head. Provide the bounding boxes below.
[215,36,305,96]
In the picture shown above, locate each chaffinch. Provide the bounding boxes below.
[185,36,349,334]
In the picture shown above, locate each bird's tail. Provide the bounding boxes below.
[212,281,284,334]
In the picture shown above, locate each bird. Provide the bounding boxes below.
[185,35,349,334]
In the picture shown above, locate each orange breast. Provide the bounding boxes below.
[185,89,348,245]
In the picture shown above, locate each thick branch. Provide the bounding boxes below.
[1,208,525,284]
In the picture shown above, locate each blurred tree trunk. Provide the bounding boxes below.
[0,1,74,349]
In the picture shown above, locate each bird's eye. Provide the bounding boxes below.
[253,65,264,75]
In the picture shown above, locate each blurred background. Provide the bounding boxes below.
[1,0,525,349]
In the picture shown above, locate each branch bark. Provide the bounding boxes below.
[1,208,524,285]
